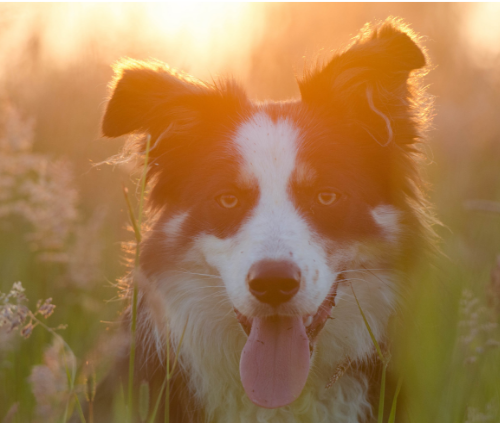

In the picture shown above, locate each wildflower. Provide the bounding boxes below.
[9,281,27,300]
[488,255,500,315]
[0,281,57,338]
[1,102,105,289]
[0,103,34,152]
[0,102,78,257]
[36,298,56,319]
[2,402,19,423]
[484,338,500,348]
[0,282,29,332]
[66,207,106,288]
[458,289,500,364]
[465,402,498,422]
[29,337,76,422]
[464,356,477,365]
[21,322,34,339]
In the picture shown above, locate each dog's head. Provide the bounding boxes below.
[103,19,430,409]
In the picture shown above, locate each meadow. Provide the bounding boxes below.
[1,4,499,422]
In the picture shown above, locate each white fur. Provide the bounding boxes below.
[153,266,394,423]
[163,211,190,240]
[146,111,402,422]
[371,205,401,243]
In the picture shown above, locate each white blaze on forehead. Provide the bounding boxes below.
[233,112,300,201]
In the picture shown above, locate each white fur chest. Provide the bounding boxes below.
[157,268,395,423]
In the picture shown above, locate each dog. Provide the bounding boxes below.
[95,17,434,423]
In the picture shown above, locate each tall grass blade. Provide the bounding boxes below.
[350,284,385,362]
[113,383,127,422]
[128,134,152,421]
[378,363,387,423]
[122,184,141,243]
[89,367,97,423]
[165,321,170,423]
[30,315,79,423]
[62,347,74,423]
[165,360,170,423]
[137,135,151,230]
[351,284,389,423]
[139,381,150,422]
[148,379,167,423]
[170,319,189,375]
[388,377,403,423]
[61,343,83,423]
[148,320,188,423]
[74,393,87,423]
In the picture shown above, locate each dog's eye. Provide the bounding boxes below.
[217,194,239,209]
[317,191,338,206]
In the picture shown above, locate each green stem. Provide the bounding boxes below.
[148,320,188,423]
[128,268,139,421]
[378,362,387,423]
[137,135,151,231]
[122,184,141,243]
[350,284,385,362]
[388,377,403,423]
[74,392,87,423]
[128,134,152,421]
[350,284,390,423]
[165,323,170,423]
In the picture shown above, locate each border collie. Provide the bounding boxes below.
[95,18,434,423]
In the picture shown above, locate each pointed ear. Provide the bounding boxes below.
[298,18,429,145]
[102,59,236,138]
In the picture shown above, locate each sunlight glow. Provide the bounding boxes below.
[464,3,500,61]
[141,3,266,79]
[11,3,268,81]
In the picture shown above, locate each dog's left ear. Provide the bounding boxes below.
[102,59,247,138]
[299,18,428,146]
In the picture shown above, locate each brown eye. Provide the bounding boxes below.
[217,194,239,209]
[317,192,338,206]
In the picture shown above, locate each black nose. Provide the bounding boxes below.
[248,260,301,307]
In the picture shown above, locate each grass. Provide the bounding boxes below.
[125,134,151,421]
[350,284,390,422]
[0,126,190,423]
[352,283,405,423]
[120,134,188,423]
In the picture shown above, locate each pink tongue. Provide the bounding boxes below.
[239,316,310,409]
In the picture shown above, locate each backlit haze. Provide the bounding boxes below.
[1,2,498,222]
[1,4,500,421]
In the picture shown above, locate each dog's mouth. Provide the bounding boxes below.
[234,279,339,409]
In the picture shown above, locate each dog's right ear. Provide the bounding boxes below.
[298,18,429,148]
[102,59,214,138]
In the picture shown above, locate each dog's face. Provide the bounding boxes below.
[103,21,428,410]
[184,107,399,320]
[197,111,343,321]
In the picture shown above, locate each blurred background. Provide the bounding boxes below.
[0,3,499,422]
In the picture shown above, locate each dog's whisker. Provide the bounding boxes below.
[340,268,389,274]
[173,269,222,278]
[171,290,229,303]
[336,277,367,284]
